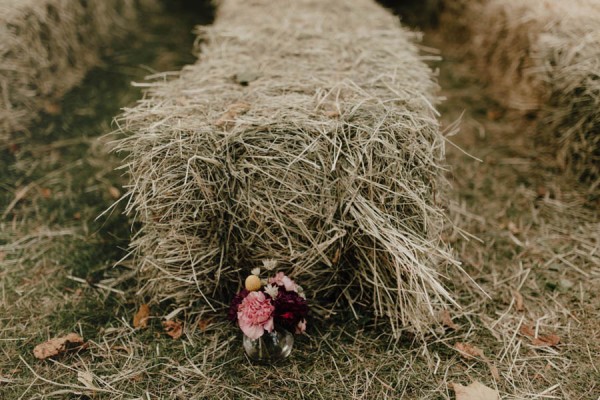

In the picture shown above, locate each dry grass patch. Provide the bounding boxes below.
[439,0,600,190]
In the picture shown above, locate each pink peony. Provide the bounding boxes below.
[269,272,297,292]
[237,291,275,340]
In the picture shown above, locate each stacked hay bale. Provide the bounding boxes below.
[117,0,457,334]
[441,0,600,189]
[0,0,157,141]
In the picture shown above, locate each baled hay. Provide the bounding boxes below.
[0,0,157,142]
[116,0,458,335]
[443,0,600,188]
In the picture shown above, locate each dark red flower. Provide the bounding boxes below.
[272,287,309,332]
[228,289,250,323]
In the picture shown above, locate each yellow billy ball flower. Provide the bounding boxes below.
[245,275,262,291]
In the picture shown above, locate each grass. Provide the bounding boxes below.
[1,3,599,399]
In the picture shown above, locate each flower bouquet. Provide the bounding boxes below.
[228,267,308,363]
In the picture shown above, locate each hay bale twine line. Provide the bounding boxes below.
[0,0,158,141]
[117,0,458,334]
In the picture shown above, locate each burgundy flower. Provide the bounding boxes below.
[272,287,309,332]
[228,289,249,323]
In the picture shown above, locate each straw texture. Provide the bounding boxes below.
[116,0,457,335]
[0,0,157,141]
[442,0,600,188]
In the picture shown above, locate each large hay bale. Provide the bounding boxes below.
[0,0,157,141]
[441,0,600,188]
[117,0,457,334]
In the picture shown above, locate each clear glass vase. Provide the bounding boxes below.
[243,328,294,363]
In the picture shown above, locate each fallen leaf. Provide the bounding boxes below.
[454,342,484,359]
[108,186,121,200]
[452,381,500,400]
[440,310,459,330]
[513,291,524,311]
[532,334,560,347]
[519,324,561,347]
[215,102,251,128]
[33,333,84,360]
[40,188,52,199]
[486,109,502,121]
[507,221,520,234]
[133,304,151,329]
[519,324,535,337]
[163,320,183,340]
[198,318,213,332]
[43,102,62,115]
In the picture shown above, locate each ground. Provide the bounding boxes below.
[0,5,598,400]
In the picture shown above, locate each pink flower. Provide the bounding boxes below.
[237,291,275,340]
[269,272,297,292]
[295,319,307,335]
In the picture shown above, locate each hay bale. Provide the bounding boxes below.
[116,0,457,334]
[441,0,600,188]
[0,0,157,140]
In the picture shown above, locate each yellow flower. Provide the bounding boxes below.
[245,275,262,291]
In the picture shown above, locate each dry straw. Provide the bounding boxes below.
[116,0,459,335]
[0,0,157,142]
[441,0,600,189]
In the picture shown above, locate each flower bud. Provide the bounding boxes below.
[245,275,262,291]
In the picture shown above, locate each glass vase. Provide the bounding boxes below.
[242,328,294,363]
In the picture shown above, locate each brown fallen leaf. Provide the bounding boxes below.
[532,334,560,347]
[43,102,62,115]
[455,342,500,379]
[33,333,84,360]
[133,304,151,329]
[454,342,484,359]
[163,320,183,340]
[108,186,121,200]
[507,221,520,234]
[440,309,459,330]
[519,324,561,347]
[198,318,213,332]
[40,188,52,199]
[452,381,500,400]
[513,290,524,311]
[215,102,251,128]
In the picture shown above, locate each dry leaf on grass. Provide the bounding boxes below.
[215,102,251,128]
[454,342,500,380]
[519,324,561,347]
[33,333,84,360]
[163,320,183,339]
[108,186,121,199]
[513,290,524,311]
[440,309,459,330]
[451,381,500,400]
[454,342,485,359]
[197,318,213,332]
[133,304,151,329]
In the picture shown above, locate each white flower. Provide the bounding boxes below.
[264,284,279,299]
[296,285,306,299]
[251,267,260,276]
[262,259,278,271]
